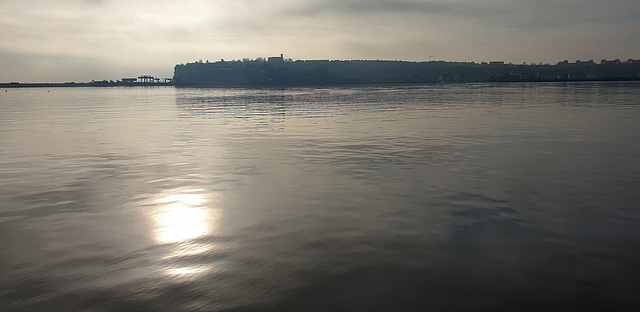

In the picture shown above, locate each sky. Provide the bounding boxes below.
[1,0,639,82]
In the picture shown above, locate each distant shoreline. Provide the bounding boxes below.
[4,57,639,88]
[3,78,640,89]
[0,82,173,88]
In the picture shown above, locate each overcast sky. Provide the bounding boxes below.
[1,0,639,82]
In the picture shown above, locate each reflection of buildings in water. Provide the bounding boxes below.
[149,189,222,277]
[175,90,289,124]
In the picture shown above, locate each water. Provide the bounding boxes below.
[1,83,640,311]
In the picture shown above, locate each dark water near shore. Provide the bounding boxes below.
[2,83,640,311]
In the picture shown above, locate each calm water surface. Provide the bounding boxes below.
[1,83,640,311]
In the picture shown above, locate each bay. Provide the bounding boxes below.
[1,82,640,311]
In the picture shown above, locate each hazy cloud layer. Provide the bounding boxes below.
[1,0,639,81]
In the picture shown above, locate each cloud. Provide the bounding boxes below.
[286,0,497,17]
[0,0,639,81]
[284,0,640,29]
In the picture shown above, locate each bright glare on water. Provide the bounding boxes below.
[1,83,640,311]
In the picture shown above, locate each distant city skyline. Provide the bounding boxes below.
[1,0,639,82]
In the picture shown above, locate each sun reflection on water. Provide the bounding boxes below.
[165,266,212,276]
[163,243,216,259]
[149,189,222,277]
[153,202,210,243]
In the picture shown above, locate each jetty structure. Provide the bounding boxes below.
[173,54,640,86]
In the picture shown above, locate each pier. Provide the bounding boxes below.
[1,76,174,88]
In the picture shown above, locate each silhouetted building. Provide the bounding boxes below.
[268,54,284,64]
[138,75,155,83]
[601,59,621,65]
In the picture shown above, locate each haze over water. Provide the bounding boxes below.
[1,83,640,311]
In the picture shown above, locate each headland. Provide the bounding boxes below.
[173,55,640,86]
